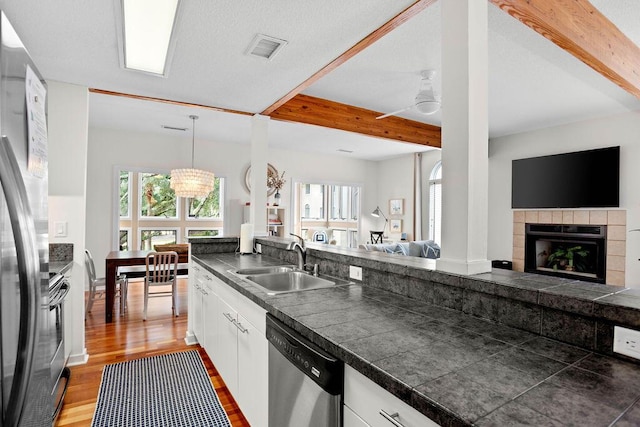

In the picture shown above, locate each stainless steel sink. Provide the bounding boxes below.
[244,271,338,295]
[235,265,295,275]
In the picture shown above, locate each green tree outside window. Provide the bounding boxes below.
[140,173,177,218]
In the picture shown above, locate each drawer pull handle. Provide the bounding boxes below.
[236,322,248,334]
[204,275,212,281]
[380,410,405,427]
[223,312,235,323]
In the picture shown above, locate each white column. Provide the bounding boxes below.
[250,114,269,236]
[47,81,90,364]
[436,0,491,275]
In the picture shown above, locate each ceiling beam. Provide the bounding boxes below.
[270,94,441,148]
[89,88,254,116]
[261,0,439,116]
[490,0,640,99]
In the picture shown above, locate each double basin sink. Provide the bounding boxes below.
[232,265,344,295]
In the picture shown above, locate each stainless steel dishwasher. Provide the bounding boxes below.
[266,314,343,427]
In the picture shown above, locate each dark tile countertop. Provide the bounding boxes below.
[49,243,73,277]
[49,260,73,277]
[193,252,640,427]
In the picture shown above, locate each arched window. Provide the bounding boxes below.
[428,161,442,245]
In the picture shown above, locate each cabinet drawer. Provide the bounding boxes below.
[344,405,370,427]
[344,365,439,427]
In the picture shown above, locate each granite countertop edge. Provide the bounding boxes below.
[192,254,489,426]
[191,253,640,427]
[49,260,74,276]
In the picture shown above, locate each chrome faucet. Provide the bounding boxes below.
[287,233,306,270]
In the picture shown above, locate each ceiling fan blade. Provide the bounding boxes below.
[375,104,414,119]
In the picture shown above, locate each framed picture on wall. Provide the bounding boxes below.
[389,199,404,215]
[390,219,402,233]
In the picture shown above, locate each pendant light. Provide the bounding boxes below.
[170,115,215,198]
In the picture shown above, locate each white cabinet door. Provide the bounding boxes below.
[344,405,370,427]
[191,274,204,343]
[237,312,268,427]
[345,365,439,427]
[217,297,239,396]
[202,283,218,358]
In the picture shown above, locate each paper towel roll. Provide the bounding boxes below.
[240,223,254,254]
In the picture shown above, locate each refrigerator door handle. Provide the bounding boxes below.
[0,136,41,426]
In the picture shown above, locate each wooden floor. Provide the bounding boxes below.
[55,278,250,427]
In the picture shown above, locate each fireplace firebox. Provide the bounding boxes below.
[524,223,606,283]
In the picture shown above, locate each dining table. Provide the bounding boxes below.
[104,250,188,323]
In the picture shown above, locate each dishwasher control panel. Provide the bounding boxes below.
[266,314,343,395]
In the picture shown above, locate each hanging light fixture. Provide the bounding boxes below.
[170,115,215,198]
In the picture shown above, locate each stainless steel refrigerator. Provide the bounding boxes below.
[0,11,53,427]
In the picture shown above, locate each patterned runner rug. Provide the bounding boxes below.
[91,350,231,427]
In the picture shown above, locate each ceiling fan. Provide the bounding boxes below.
[376,70,441,120]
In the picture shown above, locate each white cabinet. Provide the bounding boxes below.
[203,272,268,427]
[237,311,268,425]
[202,276,219,360]
[344,365,439,427]
[216,297,239,394]
[189,264,206,345]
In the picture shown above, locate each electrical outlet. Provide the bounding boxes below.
[614,326,640,360]
[349,266,362,281]
[255,243,262,254]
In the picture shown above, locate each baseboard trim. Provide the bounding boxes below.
[66,349,89,366]
[184,331,199,346]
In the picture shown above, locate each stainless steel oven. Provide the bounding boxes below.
[48,273,71,420]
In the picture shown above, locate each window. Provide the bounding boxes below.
[119,228,130,251]
[300,184,325,220]
[186,228,221,238]
[348,229,358,248]
[116,169,225,251]
[139,228,178,250]
[329,185,358,221]
[428,161,442,245]
[188,177,223,219]
[140,173,178,219]
[294,181,361,248]
[120,171,131,218]
[350,187,359,221]
[331,229,347,246]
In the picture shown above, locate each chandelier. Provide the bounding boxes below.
[170,115,215,198]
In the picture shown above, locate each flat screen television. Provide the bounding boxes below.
[512,146,620,209]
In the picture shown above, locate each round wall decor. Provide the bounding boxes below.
[244,163,278,196]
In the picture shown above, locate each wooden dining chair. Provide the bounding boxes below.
[84,249,128,316]
[143,251,179,321]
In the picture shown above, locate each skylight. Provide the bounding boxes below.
[120,0,181,76]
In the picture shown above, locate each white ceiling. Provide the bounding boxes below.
[2,0,639,160]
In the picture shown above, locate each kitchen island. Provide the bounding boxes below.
[189,242,640,427]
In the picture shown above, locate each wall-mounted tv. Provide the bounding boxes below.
[512,146,620,209]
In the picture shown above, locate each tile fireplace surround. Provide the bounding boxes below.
[512,210,626,286]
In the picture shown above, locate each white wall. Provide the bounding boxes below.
[86,126,378,277]
[47,81,89,364]
[488,111,640,288]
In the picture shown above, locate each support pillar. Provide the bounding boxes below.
[250,114,269,236]
[436,0,491,275]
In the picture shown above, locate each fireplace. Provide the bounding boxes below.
[525,223,607,283]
